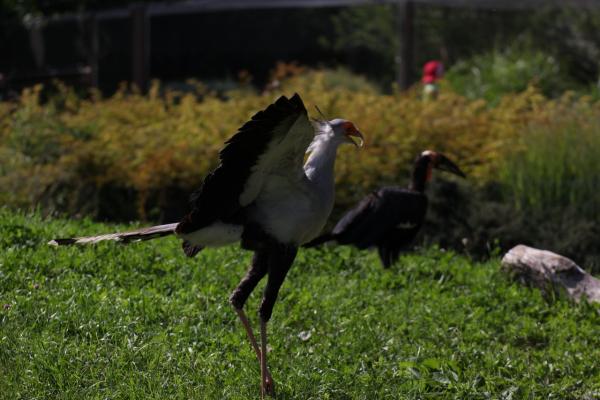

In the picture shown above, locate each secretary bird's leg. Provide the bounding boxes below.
[234,309,268,367]
[229,252,273,384]
[258,244,298,398]
[259,318,271,398]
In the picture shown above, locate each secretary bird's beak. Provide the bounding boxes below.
[346,129,365,148]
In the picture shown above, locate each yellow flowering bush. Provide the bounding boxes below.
[2,70,599,222]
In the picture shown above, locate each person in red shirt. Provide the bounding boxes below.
[422,60,444,100]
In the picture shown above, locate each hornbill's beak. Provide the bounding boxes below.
[434,154,466,178]
[345,129,365,148]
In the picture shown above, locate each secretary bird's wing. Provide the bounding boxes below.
[177,94,313,234]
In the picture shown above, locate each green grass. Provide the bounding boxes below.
[1,209,599,399]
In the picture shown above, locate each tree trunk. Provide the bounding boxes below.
[501,245,600,304]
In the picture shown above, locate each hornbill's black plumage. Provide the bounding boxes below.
[305,150,465,268]
[49,94,364,397]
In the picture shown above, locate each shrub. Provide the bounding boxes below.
[1,71,505,220]
[445,44,579,103]
[423,178,600,273]
[0,75,593,220]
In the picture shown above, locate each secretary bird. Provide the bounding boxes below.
[49,94,363,397]
[305,150,465,268]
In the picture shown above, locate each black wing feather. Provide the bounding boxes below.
[332,187,428,251]
[177,94,307,234]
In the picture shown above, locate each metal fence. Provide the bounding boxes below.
[0,0,596,95]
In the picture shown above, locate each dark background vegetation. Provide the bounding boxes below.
[3,2,600,93]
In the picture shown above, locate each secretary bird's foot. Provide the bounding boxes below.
[261,374,275,398]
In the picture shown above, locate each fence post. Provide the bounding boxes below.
[396,0,415,90]
[88,14,99,87]
[131,4,150,93]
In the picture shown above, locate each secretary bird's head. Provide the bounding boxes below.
[329,119,364,147]
[309,118,365,151]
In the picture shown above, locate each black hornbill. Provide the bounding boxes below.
[305,150,466,268]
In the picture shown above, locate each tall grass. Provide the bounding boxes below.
[498,114,600,220]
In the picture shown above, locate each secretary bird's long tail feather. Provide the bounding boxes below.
[48,223,178,246]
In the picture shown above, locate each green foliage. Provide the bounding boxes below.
[529,7,600,85]
[1,209,599,399]
[327,4,399,85]
[423,179,600,273]
[323,5,540,90]
[445,44,578,103]
[498,111,600,219]
[331,6,600,91]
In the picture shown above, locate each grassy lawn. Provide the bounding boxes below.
[1,209,599,399]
